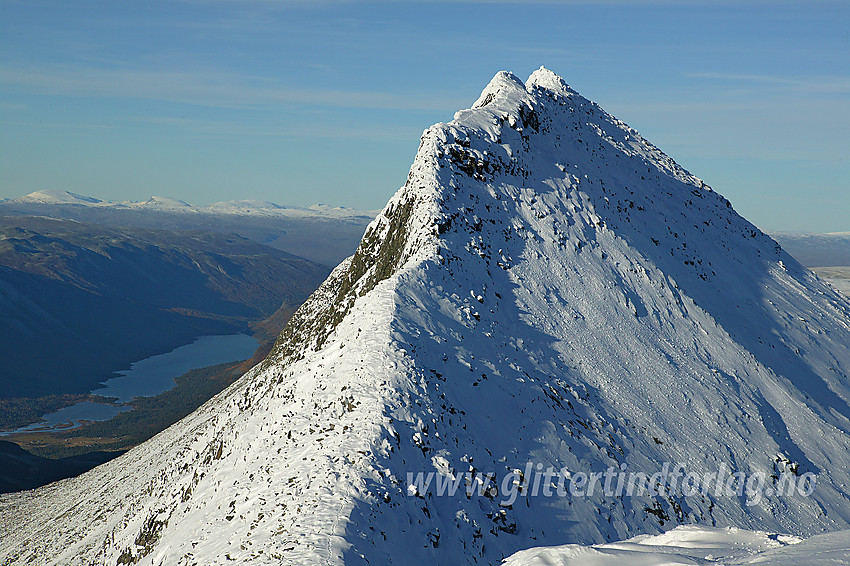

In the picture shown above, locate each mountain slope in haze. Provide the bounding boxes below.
[769,232,850,268]
[0,194,378,267]
[2,68,850,565]
[0,216,329,401]
[11,190,104,206]
[769,232,850,297]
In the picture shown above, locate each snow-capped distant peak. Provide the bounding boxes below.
[2,190,379,221]
[14,190,102,205]
[307,203,360,212]
[207,200,287,212]
[202,200,378,218]
[138,195,192,208]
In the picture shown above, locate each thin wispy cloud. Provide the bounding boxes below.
[0,65,466,112]
[0,119,115,133]
[687,73,850,94]
[136,115,418,141]
[0,102,27,112]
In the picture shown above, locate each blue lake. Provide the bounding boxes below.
[93,333,258,402]
[2,333,259,435]
[4,402,132,435]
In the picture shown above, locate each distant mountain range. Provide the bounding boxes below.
[0,192,378,490]
[767,231,850,267]
[768,232,850,296]
[5,189,377,219]
[0,192,377,268]
[0,215,330,401]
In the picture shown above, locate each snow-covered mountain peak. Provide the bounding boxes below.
[3,68,850,566]
[14,189,103,205]
[471,70,528,109]
[380,67,718,286]
[526,65,577,97]
[138,195,193,209]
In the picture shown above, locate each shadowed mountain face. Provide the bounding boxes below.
[0,216,329,399]
[2,69,849,565]
[0,441,124,494]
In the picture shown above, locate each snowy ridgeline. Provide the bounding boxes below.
[2,68,850,565]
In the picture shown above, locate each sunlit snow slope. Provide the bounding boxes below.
[2,68,850,566]
[501,526,850,565]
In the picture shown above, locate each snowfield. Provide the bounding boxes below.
[502,526,850,565]
[2,68,850,565]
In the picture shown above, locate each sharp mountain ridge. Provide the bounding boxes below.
[2,68,850,565]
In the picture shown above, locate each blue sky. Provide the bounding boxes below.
[1,1,847,232]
